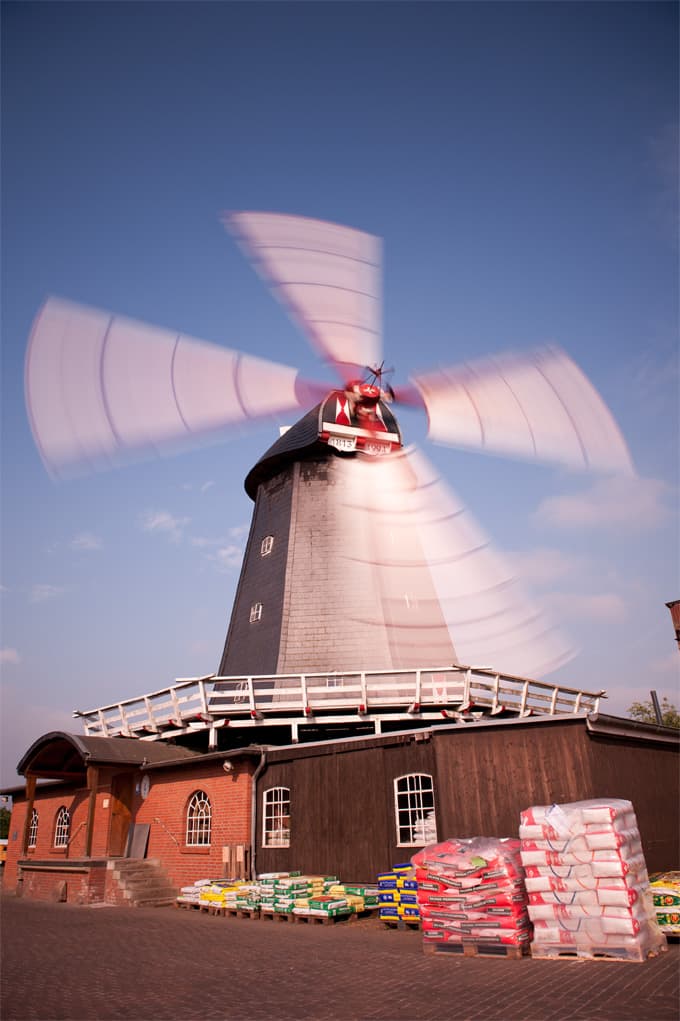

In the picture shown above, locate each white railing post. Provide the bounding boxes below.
[549,686,559,715]
[118,704,130,737]
[300,674,309,712]
[143,696,159,732]
[98,709,108,736]
[519,680,529,716]
[198,679,209,715]
[491,675,500,714]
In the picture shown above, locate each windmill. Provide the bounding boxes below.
[25,212,634,716]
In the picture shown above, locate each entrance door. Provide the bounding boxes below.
[108,773,134,857]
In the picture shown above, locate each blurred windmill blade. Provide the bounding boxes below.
[25,297,322,477]
[336,446,574,679]
[412,346,635,475]
[225,211,382,381]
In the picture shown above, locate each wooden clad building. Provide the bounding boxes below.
[3,713,678,905]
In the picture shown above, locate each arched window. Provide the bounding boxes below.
[54,806,70,848]
[260,535,274,557]
[186,790,212,846]
[394,774,437,847]
[28,808,39,848]
[263,787,290,847]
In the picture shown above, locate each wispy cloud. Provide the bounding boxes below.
[214,545,243,570]
[190,536,224,549]
[0,648,20,665]
[507,548,587,587]
[181,480,217,494]
[533,477,673,531]
[69,532,103,551]
[139,510,190,543]
[229,523,249,539]
[30,584,66,604]
[542,591,627,622]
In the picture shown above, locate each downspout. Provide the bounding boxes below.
[250,747,267,881]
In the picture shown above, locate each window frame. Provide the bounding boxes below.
[260,535,274,557]
[185,790,212,847]
[393,773,437,847]
[54,806,70,848]
[249,602,263,623]
[262,786,291,848]
[28,808,39,848]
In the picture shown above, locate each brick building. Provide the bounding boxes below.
[3,713,678,905]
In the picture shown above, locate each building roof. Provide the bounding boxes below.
[243,394,402,499]
[16,731,200,780]
[244,402,328,499]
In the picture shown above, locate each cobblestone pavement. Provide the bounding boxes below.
[1,895,678,1021]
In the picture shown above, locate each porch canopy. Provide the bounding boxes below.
[15,731,199,856]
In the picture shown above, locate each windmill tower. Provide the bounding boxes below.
[25,212,635,729]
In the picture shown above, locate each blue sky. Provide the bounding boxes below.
[1,2,678,787]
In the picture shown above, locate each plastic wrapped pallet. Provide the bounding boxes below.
[520,799,667,961]
[411,838,531,948]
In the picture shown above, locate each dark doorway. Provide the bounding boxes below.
[108,773,134,857]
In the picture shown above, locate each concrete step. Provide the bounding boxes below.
[132,896,177,908]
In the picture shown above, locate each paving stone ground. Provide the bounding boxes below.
[1,895,678,1021]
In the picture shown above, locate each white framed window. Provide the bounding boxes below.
[394,773,437,847]
[260,535,274,557]
[263,787,290,847]
[186,790,212,846]
[249,602,263,623]
[54,806,70,848]
[28,808,39,848]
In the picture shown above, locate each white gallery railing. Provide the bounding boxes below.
[73,666,606,740]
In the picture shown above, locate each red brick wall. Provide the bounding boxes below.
[4,760,254,899]
[136,760,253,889]
[19,865,107,905]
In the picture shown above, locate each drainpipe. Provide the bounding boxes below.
[249,747,267,881]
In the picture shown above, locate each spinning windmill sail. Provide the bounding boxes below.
[25,212,634,682]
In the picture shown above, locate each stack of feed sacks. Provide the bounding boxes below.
[198,879,244,909]
[377,864,420,925]
[176,877,214,906]
[650,872,680,937]
[520,799,667,961]
[275,874,328,914]
[411,838,531,949]
[326,882,381,915]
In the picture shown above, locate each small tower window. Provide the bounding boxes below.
[260,535,274,557]
[249,602,263,623]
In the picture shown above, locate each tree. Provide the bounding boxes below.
[628,696,680,729]
[0,807,10,840]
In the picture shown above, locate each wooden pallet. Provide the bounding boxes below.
[293,912,355,926]
[530,941,668,963]
[382,918,421,931]
[175,900,201,911]
[424,940,528,959]
[219,906,261,920]
[259,909,295,922]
